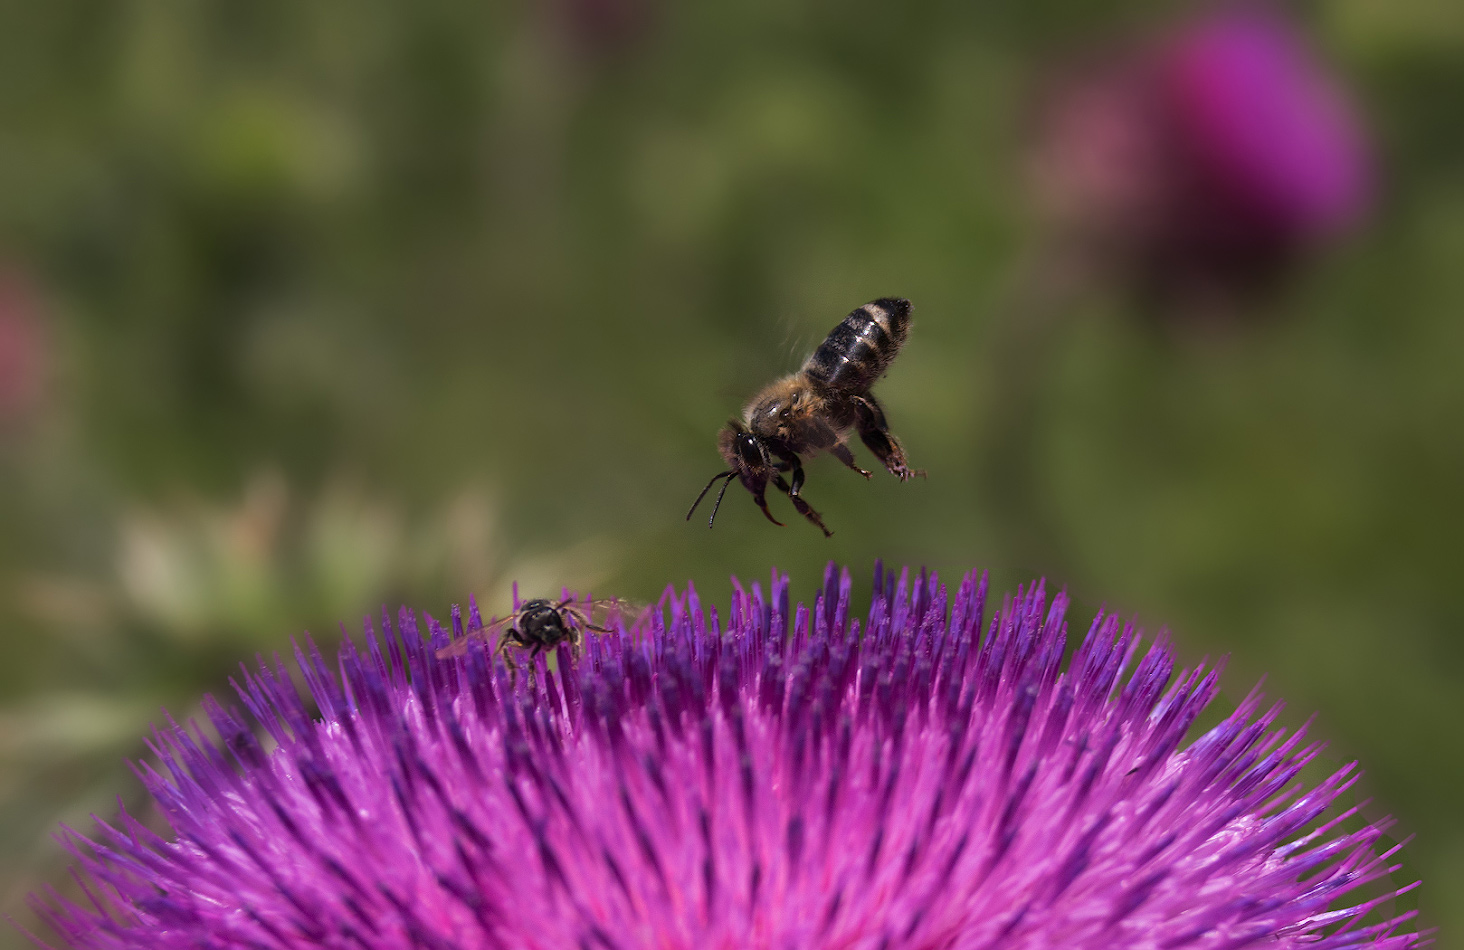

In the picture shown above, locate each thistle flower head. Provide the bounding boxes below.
[1028,6,1373,308]
[30,565,1422,948]
[1158,6,1372,240]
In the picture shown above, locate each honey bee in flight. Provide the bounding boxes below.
[437,596,638,677]
[688,297,923,536]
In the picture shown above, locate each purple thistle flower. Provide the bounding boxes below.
[26,564,1422,948]
[1158,6,1372,242]
[1027,5,1373,310]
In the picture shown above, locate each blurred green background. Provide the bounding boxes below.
[0,0,1460,945]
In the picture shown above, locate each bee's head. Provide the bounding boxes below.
[687,421,775,530]
[717,421,772,481]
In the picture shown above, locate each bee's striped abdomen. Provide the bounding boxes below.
[802,298,912,393]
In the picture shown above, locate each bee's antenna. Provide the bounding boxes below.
[687,470,734,523]
[705,472,736,529]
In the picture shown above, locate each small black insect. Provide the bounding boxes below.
[688,297,924,536]
[437,596,636,678]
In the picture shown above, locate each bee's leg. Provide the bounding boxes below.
[498,626,532,687]
[769,454,809,497]
[496,640,520,687]
[525,645,544,690]
[750,479,785,527]
[772,473,832,537]
[561,603,588,630]
[851,395,925,481]
[767,448,813,496]
[788,460,805,497]
[829,443,873,479]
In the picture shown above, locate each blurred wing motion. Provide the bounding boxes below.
[571,596,645,632]
[435,612,520,659]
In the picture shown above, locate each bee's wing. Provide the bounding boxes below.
[580,597,646,632]
[435,612,517,660]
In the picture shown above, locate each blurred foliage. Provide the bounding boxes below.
[0,0,1460,945]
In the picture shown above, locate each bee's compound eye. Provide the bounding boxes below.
[736,434,764,469]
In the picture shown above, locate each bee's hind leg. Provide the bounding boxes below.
[851,395,924,481]
[772,473,832,537]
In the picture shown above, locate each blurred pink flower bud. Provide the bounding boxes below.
[0,266,49,425]
[1028,5,1373,309]
[556,0,656,61]
[1160,7,1371,240]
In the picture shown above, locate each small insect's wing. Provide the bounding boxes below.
[582,597,647,632]
[436,612,517,659]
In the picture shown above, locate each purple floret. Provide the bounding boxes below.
[28,564,1423,948]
